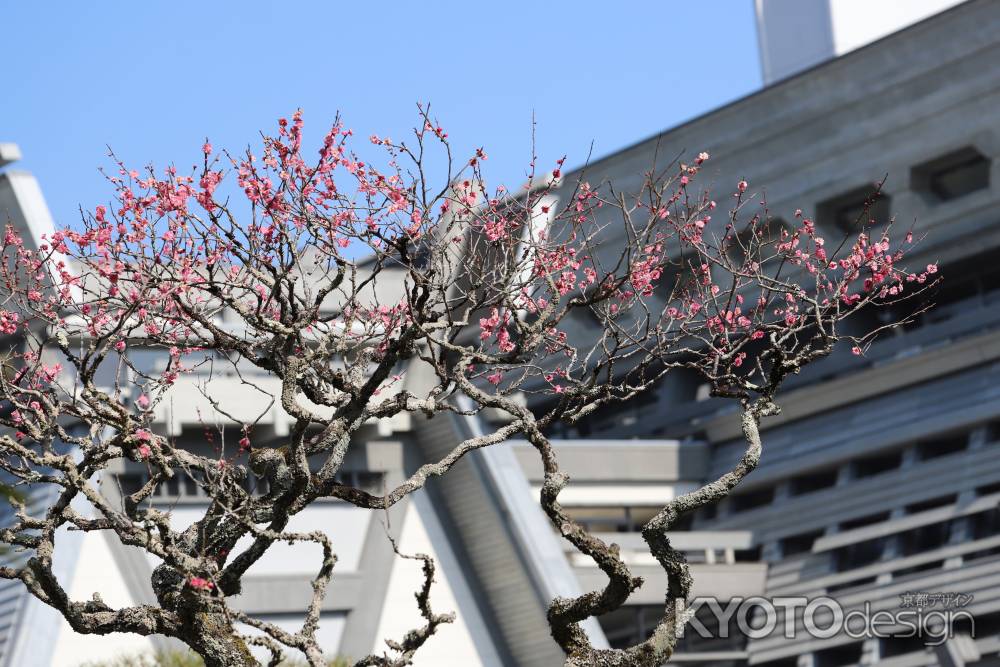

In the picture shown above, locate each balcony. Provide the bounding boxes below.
[139,370,410,437]
[748,549,1000,664]
[710,443,1000,549]
[566,531,768,602]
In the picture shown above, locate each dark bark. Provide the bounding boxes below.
[151,563,256,666]
[181,611,257,667]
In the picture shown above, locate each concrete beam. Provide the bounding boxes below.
[510,439,708,483]
[590,530,755,552]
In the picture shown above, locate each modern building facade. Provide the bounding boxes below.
[538,1,1000,665]
[754,0,966,84]
[2,1,1000,665]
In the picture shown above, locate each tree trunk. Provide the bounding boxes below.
[183,611,258,667]
[151,564,257,666]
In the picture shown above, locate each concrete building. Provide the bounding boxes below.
[534,1,1000,665]
[754,0,967,84]
[3,0,1000,665]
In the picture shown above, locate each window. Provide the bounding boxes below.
[880,634,930,658]
[117,468,384,500]
[965,544,1000,562]
[984,418,1000,444]
[973,507,1000,539]
[915,434,967,461]
[905,246,1000,329]
[817,186,891,232]
[899,520,952,556]
[893,560,942,579]
[730,487,774,513]
[599,606,663,650]
[827,576,876,594]
[834,538,886,570]
[911,147,990,202]
[905,494,956,514]
[600,608,638,650]
[579,390,659,434]
[840,512,890,531]
[976,480,1000,497]
[734,545,762,562]
[954,610,1000,638]
[853,450,902,478]
[756,658,798,667]
[657,366,704,405]
[813,641,863,667]
[673,603,747,655]
[601,603,747,654]
[114,470,210,500]
[781,530,824,556]
[789,468,839,496]
[334,470,386,495]
[565,506,666,533]
[163,476,181,497]
[116,473,146,495]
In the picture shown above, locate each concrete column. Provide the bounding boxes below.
[876,508,907,585]
[762,541,782,562]
[860,637,881,665]
[835,461,854,487]
[944,490,978,569]
[339,440,410,660]
[968,425,990,449]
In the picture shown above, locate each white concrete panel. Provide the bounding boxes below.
[530,482,700,506]
[154,373,410,436]
[157,505,207,534]
[238,504,371,575]
[143,503,370,574]
[373,497,502,666]
[50,532,156,666]
[829,0,966,55]
[0,169,57,249]
[241,612,346,663]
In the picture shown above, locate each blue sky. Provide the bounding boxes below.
[2,2,761,231]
